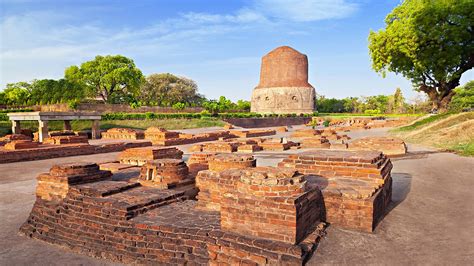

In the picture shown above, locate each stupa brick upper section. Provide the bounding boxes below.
[251,46,316,114]
[256,46,312,88]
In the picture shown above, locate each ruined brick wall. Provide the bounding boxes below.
[223,117,312,128]
[42,135,89,145]
[101,128,145,140]
[220,167,323,244]
[207,154,256,172]
[348,137,407,156]
[139,159,189,189]
[278,150,393,232]
[20,165,324,264]
[187,152,216,175]
[195,154,257,211]
[4,140,39,150]
[36,163,112,201]
[118,147,183,166]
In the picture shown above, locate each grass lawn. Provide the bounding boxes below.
[0,118,225,137]
[391,112,474,156]
[392,113,452,132]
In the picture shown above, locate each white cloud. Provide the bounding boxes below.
[0,0,360,89]
[254,0,359,22]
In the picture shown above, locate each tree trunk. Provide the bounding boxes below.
[420,83,457,112]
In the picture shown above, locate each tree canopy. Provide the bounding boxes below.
[65,55,144,103]
[449,80,474,112]
[368,0,474,111]
[138,73,204,107]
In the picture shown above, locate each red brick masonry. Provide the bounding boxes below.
[20,163,326,265]
[278,150,393,232]
[0,141,152,164]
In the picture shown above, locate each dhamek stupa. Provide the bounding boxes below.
[251,46,316,114]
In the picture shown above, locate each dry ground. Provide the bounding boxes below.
[0,127,473,265]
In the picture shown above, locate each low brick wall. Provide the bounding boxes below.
[0,141,152,164]
[224,117,312,128]
[278,150,393,232]
[20,163,326,264]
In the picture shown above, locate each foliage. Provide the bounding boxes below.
[323,120,330,127]
[2,79,86,106]
[101,112,313,121]
[1,82,31,105]
[368,0,474,111]
[0,108,34,113]
[364,109,382,115]
[67,99,80,110]
[236,100,251,112]
[30,79,85,105]
[316,88,414,114]
[139,73,204,107]
[0,119,225,137]
[172,102,186,110]
[449,80,474,112]
[65,55,144,103]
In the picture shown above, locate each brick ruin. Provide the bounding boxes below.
[311,117,411,131]
[220,167,323,244]
[278,150,392,232]
[19,128,398,264]
[348,136,407,156]
[20,154,327,264]
[42,135,89,145]
[4,140,39,150]
[118,146,183,166]
[137,159,192,189]
[102,128,145,140]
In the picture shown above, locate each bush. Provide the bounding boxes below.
[68,99,80,110]
[364,109,382,115]
[449,81,474,112]
[0,113,8,121]
[100,112,318,121]
[0,108,34,114]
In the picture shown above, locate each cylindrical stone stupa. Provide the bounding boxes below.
[251,46,316,114]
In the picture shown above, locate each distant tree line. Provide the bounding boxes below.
[1,54,470,114]
[0,55,251,112]
[317,88,424,114]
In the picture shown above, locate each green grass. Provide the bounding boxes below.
[391,111,474,157]
[0,118,225,137]
[449,141,474,156]
[392,113,452,132]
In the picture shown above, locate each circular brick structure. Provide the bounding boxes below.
[208,154,256,172]
[238,167,307,197]
[139,159,189,188]
[251,46,316,114]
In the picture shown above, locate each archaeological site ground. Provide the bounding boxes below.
[1,0,474,264]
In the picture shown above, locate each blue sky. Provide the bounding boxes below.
[1,0,472,101]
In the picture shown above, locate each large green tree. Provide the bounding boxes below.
[29,79,85,104]
[65,55,144,103]
[369,0,474,111]
[2,82,32,105]
[139,73,204,107]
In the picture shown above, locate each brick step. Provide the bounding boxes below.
[104,186,188,218]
